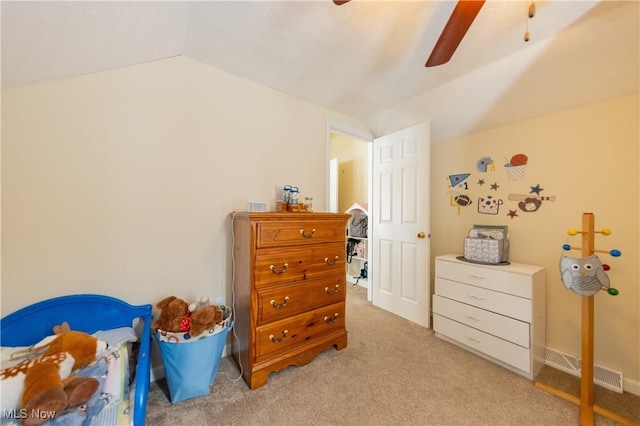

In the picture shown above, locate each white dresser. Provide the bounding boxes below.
[433,254,546,379]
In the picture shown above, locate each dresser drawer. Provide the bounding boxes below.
[435,278,531,322]
[435,259,532,299]
[256,220,346,248]
[434,314,530,373]
[257,273,346,324]
[255,302,346,359]
[254,243,345,288]
[433,295,530,347]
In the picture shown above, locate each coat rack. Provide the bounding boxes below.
[534,212,636,426]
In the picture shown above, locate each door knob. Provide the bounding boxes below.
[417,232,426,239]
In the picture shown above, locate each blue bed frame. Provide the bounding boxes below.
[1,294,153,426]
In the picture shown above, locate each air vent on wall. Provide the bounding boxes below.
[544,347,623,393]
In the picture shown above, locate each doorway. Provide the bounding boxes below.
[326,120,373,300]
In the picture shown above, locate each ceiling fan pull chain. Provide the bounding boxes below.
[525,2,536,42]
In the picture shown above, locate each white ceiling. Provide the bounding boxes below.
[2,1,638,142]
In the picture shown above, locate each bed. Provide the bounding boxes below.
[0,294,152,426]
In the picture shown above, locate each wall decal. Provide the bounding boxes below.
[478,195,503,215]
[519,197,542,212]
[446,153,558,218]
[508,193,556,212]
[530,183,544,195]
[448,191,472,215]
[504,153,528,181]
[476,156,495,172]
[447,173,471,189]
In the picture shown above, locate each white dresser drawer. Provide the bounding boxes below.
[433,295,530,348]
[435,278,531,323]
[434,314,531,373]
[436,258,535,299]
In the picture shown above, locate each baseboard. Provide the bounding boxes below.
[150,364,165,382]
[624,377,640,396]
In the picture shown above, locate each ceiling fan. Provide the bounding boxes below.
[333,0,486,67]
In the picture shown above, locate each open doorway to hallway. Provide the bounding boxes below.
[329,131,371,292]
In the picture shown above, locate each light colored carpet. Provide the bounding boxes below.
[145,284,639,425]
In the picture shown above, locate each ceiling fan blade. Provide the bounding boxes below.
[425,0,485,67]
[333,0,351,4]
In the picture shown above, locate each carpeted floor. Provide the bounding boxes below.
[145,284,639,425]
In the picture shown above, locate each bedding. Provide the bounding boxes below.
[0,295,152,426]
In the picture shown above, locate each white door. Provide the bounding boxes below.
[371,122,431,328]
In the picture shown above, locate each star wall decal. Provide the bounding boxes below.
[507,210,519,219]
[490,182,500,191]
[530,184,544,195]
[478,179,485,186]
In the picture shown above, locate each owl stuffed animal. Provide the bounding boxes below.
[559,254,610,296]
[0,322,108,426]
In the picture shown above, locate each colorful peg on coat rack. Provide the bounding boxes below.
[567,227,612,236]
[564,227,620,256]
[598,263,621,294]
[561,244,621,257]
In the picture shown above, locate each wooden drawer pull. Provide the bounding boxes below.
[299,228,317,238]
[324,256,339,265]
[324,285,340,295]
[269,263,289,274]
[269,330,288,343]
[324,313,339,323]
[270,296,290,308]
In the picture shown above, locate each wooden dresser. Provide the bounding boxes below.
[231,212,351,389]
[433,254,546,379]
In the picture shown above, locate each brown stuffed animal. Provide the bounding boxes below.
[152,296,223,336]
[0,322,108,426]
[151,296,189,333]
[189,305,223,336]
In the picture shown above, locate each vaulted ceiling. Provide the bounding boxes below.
[2,1,638,142]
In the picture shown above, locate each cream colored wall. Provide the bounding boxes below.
[3,53,638,391]
[329,133,369,213]
[430,93,639,391]
[1,56,369,317]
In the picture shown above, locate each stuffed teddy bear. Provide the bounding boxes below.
[0,322,108,426]
[152,296,223,337]
[188,303,223,337]
[151,296,190,334]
